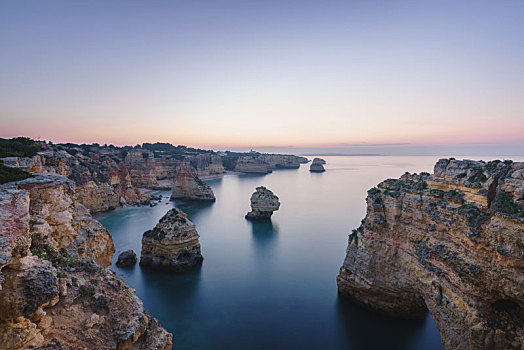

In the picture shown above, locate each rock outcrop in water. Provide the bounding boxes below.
[309,158,326,172]
[245,186,280,220]
[140,208,203,271]
[171,163,216,201]
[116,250,137,267]
[0,175,172,349]
[337,159,524,350]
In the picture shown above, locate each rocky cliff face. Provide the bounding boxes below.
[234,156,273,174]
[2,150,148,213]
[245,186,280,220]
[124,149,158,187]
[0,176,172,349]
[188,153,226,177]
[337,159,523,350]
[171,163,216,201]
[140,208,203,271]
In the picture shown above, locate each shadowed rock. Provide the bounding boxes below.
[116,249,137,267]
[309,158,326,172]
[171,163,215,201]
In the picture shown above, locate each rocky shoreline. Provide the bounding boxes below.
[0,138,309,349]
[0,174,172,349]
[337,159,523,349]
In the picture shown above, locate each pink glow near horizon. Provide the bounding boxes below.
[1,1,523,153]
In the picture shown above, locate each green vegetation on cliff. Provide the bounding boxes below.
[0,137,42,158]
[0,161,33,184]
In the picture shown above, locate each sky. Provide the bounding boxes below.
[1,0,523,155]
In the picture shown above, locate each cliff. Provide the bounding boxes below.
[0,175,172,349]
[140,208,203,271]
[337,159,523,349]
[171,163,216,201]
[2,150,148,213]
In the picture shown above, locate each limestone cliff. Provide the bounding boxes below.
[171,163,216,201]
[337,159,523,349]
[140,208,203,271]
[234,156,273,174]
[245,186,280,220]
[0,176,172,349]
[2,150,148,213]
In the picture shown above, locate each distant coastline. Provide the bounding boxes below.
[300,153,383,157]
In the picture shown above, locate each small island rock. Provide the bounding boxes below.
[309,158,326,172]
[245,186,280,220]
[140,208,203,271]
[171,162,216,201]
[116,249,137,267]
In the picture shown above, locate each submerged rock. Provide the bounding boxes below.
[337,159,524,350]
[116,249,137,267]
[171,163,215,201]
[245,186,280,220]
[309,158,326,172]
[140,208,203,271]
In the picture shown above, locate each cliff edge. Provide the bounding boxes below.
[337,159,523,350]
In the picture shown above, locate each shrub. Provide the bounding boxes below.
[0,162,33,184]
[0,137,42,158]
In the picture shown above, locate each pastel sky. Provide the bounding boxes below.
[1,0,523,155]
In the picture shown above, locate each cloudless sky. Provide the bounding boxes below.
[1,0,523,154]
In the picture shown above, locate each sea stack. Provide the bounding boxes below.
[116,249,137,267]
[245,186,280,220]
[337,159,524,350]
[171,162,216,201]
[309,158,326,172]
[140,208,203,271]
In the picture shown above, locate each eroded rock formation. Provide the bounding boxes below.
[0,175,172,349]
[234,156,273,174]
[245,186,280,220]
[337,159,524,349]
[309,158,326,172]
[171,163,215,201]
[140,208,203,271]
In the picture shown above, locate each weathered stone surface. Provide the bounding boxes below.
[116,250,137,267]
[0,176,172,349]
[234,156,273,174]
[12,174,115,267]
[171,163,215,201]
[140,208,203,271]
[309,158,326,172]
[188,153,226,177]
[337,159,524,350]
[245,186,280,220]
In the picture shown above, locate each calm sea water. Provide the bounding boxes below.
[96,155,494,350]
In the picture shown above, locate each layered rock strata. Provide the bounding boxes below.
[337,159,524,350]
[171,163,216,201]
[309,158,326,172]
[245,186,280,220]
[0,176,172,349]
[234,156,273,174]
[140,208,203,271]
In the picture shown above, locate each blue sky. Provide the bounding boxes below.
[1,0,523,155]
